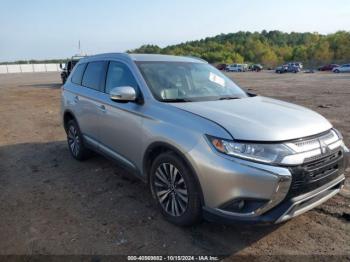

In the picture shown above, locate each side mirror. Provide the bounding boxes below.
[109,86,137,102]
[246,89,257,97]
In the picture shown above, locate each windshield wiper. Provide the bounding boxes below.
[161,98,193,103]
[218,96,241,100]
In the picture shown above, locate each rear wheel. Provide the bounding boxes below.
[66,119,91,161]
[150,152,202,226]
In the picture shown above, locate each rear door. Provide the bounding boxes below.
[74,61,108,142]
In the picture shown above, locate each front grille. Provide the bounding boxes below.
[304,149,339,163]
[287,149,344,198]
[287,130,338,153]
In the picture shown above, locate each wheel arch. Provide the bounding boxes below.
[63,110,79,132]
[143,141,205,206]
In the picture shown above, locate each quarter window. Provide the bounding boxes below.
[105,61,138,94]
[71,63,87,85]
[82,61,108,91]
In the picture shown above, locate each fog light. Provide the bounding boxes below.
[221,198,268,214]
[237,200,245,209]
[222,199,245,212]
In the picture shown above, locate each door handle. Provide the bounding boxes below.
[98,104,106,112]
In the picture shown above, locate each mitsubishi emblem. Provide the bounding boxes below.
[319,139,329,154]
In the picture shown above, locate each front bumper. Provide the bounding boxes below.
[186,137,349,224]
[203,174,345,224]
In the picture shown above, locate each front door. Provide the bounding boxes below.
[97,61,144,172]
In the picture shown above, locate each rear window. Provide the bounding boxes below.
[71,63,87,85]
[82,61,108,91]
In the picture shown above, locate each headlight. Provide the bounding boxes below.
[207,129,345,165]
[206,135,294,164]
[341,141,349,152]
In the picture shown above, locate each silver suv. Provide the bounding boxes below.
[61,53,349,226]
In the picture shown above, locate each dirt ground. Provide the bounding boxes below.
[0,71,349,260]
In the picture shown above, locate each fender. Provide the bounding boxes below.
[143,141,205,206]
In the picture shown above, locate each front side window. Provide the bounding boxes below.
[136,61,247,102]
[82,61,108,91]
[71,63,87,85]
[105,61,138,94]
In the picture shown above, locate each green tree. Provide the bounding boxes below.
[230,53,244,63]
[293,46,308,62]
[261,49,279,67]
[128,30,350,67]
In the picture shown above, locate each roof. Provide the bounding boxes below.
[128,54,207,63]
[80,53,207,63]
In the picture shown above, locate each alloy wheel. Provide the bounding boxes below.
[67,125,80,157]
[154,163,189,217]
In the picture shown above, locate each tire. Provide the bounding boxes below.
[66,119,91,161]
[149,152,202,226]
[61,73,67,84]
[334,69,340,73]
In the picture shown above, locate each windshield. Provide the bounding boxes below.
[136,61,247,102]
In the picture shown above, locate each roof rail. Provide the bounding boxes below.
[185,56,208,63]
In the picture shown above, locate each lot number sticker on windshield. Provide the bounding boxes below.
[209,72,225,87]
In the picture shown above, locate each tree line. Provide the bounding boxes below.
[129,30,350,68]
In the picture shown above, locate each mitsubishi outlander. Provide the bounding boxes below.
[61,53,349,226]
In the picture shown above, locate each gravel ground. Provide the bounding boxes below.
[0,71,349,260]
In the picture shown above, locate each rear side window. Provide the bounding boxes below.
[82,61,108,91]
[71,63,87,85]
[105,61,138,94]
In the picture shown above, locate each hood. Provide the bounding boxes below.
[171,96,332,141]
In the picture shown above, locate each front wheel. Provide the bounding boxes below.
[150,152,202,226]
[334,69,340,73]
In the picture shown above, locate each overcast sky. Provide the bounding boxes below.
[1,0,349,61]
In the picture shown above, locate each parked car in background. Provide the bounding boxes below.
[226,63,248,72]
[288,62,303,69]
[318,64,339,71]
[332,64,350,73]
[216,63,227,70]
[60,55,86,84]
[275,64,288,73]
[275,64,300,74]
[61,53,349,226]
[250,64,263,72]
